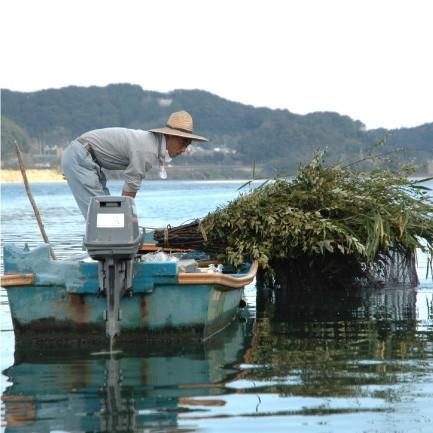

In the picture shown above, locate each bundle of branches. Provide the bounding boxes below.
[153,220,228,253]
[154,152,433,287]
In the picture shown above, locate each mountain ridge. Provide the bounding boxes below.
[2,84,432,176]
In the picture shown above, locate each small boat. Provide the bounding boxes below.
[1,196,258,344]
[1,242,257,343]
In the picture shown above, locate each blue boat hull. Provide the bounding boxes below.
[7,283,243,341]
[2,244,254,342]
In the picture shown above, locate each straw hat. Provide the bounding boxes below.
[149,111,208,142]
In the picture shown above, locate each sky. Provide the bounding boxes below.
[2,0,432,130]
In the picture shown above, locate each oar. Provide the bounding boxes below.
[14,141,56,260]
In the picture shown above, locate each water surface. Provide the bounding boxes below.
[1,180,432,433]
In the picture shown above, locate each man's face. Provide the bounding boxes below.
[166,135,191,158]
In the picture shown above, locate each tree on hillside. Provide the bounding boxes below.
[1,84,432,173]
[1,117,32,161]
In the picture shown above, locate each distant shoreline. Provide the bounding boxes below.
[0,168,256,184]
[1,167,431,184]
[0,169,66,183]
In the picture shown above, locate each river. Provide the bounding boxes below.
[1,180,432,433]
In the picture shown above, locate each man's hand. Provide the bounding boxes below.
[122,190,136,198]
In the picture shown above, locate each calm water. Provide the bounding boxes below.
[1,180,433,433]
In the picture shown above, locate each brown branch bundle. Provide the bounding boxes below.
[153,220,227,254]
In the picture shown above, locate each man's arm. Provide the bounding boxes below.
[122,190,136,198]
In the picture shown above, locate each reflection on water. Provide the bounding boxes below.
[3,320,252,433]
[226,286,433,432]
[1,180,433,432]
[3,286,433,433]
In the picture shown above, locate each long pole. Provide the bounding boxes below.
[14,141,56,260]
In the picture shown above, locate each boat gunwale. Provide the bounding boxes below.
[1,261,258,290]
[178,260,258,289]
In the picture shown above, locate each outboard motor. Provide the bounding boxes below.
[84,196,142,338]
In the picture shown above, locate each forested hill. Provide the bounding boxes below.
[2,84,432,176]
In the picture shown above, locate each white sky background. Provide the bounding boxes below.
[2,0,432,129]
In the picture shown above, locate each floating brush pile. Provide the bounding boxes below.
[155,153,433,289]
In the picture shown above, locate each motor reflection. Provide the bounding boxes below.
[2,319,252,433]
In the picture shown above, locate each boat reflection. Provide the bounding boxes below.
[2,318,252,433]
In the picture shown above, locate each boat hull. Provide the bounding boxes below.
[2,244,255,342]
[7,283,243,342]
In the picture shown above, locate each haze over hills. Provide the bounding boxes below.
[1,84,432,178]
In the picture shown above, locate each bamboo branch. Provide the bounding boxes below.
[14,141,56,260]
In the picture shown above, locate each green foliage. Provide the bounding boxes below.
[1,117,32,160]
[202,152,433,273]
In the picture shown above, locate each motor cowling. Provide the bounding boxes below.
[84,196,141,260]
[84,196,142,339]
